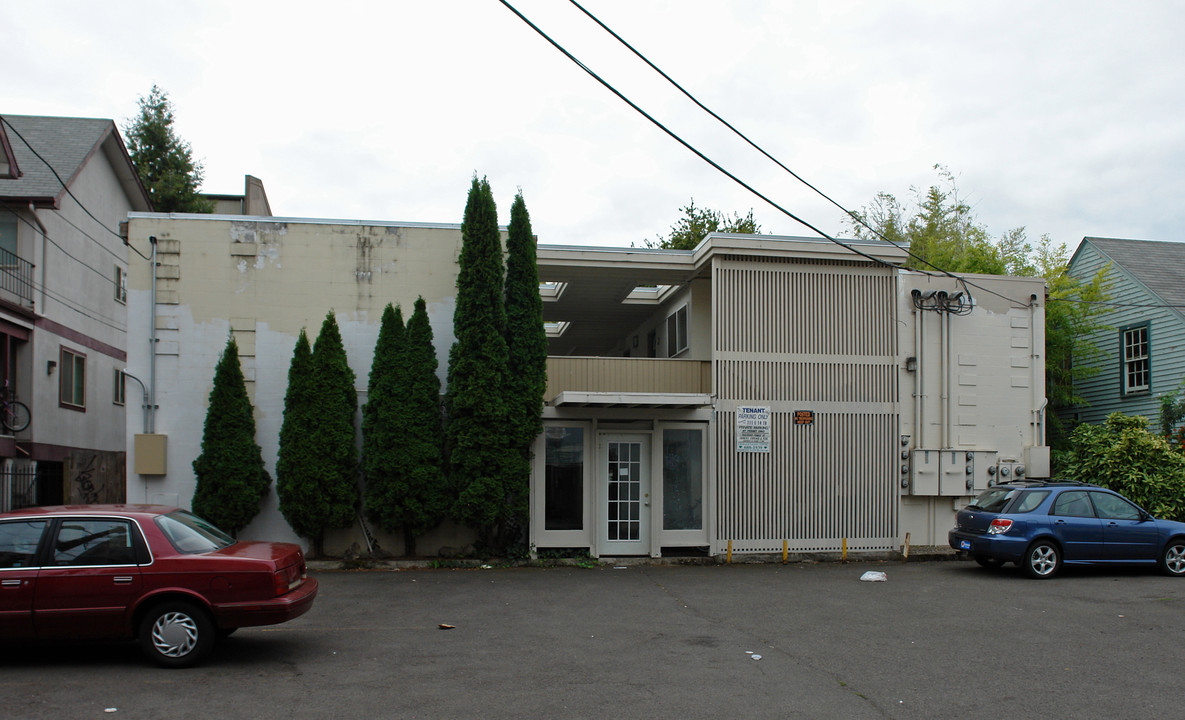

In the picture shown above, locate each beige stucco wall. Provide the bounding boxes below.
[124,214,472,552]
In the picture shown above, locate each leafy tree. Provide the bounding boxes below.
[503,192,548,532]
[645,198,761,250]
[1061,413,1185,522]
[190,336,271,536]
[310,312,360,540]
[446,176,515,549]
[848,165,1111,451]
[385,298,447,556]
[276,330,321,552]
[362,304,406,543]
[124,85,214,213]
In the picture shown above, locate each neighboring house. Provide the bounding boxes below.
[1063,237,1185,430]
[124,210,1049,558]
[0,114,151,510]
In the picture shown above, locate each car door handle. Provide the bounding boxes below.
[113,576,134,585]
[1,578,21,587]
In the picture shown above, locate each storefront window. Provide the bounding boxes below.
[663,429,702,530]
[545,427,583,530]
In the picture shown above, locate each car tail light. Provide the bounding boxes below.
[987,518,1013,535]
[274,565,303,596]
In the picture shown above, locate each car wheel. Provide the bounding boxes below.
[139,601,215,668]
[1159,539,1185,577]
[1023,540,1061,579]
[973,555,1006,569]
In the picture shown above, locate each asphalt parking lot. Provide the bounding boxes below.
[3,558,1184,719]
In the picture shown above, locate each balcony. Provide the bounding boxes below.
[545,356,711,402]
[0,248,34,309]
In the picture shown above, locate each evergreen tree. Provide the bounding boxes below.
[190,335,271,536]
[503,192,547,531]
[276,330,322,551]
[363,304,406,542]
[124,85,215,213]
[310,312,360,546]
[446,176,515,549]
[389,297,447,556]
[276,319,358,556]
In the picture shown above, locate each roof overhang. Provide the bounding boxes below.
[551,391,713,409]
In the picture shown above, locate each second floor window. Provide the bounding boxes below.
[60,347,86,410]
[1121,324,1150,395]
[666,305,688,357]
[115,266,127,304]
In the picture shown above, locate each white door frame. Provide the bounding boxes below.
[596,433,652,556]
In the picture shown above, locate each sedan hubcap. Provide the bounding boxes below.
[1167,546,1185,574]
[152,611,199,657]
[1031,546,1056,575]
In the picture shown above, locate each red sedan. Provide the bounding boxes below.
[0,505,318,667]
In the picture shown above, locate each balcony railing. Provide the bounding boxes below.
[545,356,711,401]
[0,248,34,309]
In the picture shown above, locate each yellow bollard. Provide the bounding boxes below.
[727,540,733,564]
[782,540,788,564]
[842,537,848,563]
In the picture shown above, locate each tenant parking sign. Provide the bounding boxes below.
[736,405,770,453]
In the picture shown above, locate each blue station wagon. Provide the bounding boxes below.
[949,481,1185,579]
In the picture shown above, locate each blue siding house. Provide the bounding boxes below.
[1064,237,1185,429]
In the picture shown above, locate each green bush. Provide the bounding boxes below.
[1062,412,1185,521]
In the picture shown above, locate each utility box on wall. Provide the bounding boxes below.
[134,434,167,475]
[910,449,940,495]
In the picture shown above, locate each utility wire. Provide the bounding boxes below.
[0,116,152,262]
[561,1,1045,311]
[3,208,125,293]
[497,0,898,271]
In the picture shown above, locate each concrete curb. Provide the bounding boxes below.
[307,545,960,572]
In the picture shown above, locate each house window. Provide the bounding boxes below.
[662,428,703,531]
[113,368,126,406]
[0,216,16,263]
[544,426,584,531]
[666,305,688,357]
[60,347,85,409]
[114,266,127,304]
[1121,323,1150,395]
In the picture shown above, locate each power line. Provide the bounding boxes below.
[0,116,153,262]
[497,0,900,272]
[3,207,125,294]
[560,1,1051,312]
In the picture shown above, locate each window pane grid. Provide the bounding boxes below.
[1122,326,1149,393]
[607,441,641,541]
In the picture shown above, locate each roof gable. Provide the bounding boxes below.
[0,114,151,210]
[1077,237,1185,309]
[0,121,19,179]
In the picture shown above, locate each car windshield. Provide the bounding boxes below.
[156,510,235,554]
[967,488,1019,513]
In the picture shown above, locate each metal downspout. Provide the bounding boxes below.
[149,236,157,434]
[1030,294,1041,446]
[914,305,923,448]
[29,204,47,310]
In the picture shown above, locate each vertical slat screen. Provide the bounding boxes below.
[713,257,899,552]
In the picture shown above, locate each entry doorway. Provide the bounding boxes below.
[599,433,651,556]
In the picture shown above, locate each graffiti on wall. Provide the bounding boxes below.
[65,451,126,504]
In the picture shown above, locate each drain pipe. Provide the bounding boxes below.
[148,236,158,434]
[29,204,47,310]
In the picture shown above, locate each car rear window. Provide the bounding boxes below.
[1014,490,1050,513]
[967,488,1018,512]
[156,510,235,554]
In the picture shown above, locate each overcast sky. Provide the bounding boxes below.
[4,1,1183,253]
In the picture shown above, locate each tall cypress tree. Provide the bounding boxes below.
[310,312,360,548]
[446,176,514,548]
[276,330,323,552]
[191,335,271,536]
[503,192,547,531]
[363,304,406,542]
[390,297,447,556]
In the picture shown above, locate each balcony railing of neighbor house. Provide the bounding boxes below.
[0,248,35,309]
[545,356,711,401]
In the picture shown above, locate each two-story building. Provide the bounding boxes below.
[123,211,1049,558]
[0,114,151,510]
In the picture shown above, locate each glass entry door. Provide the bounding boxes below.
[600,434,650,555]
